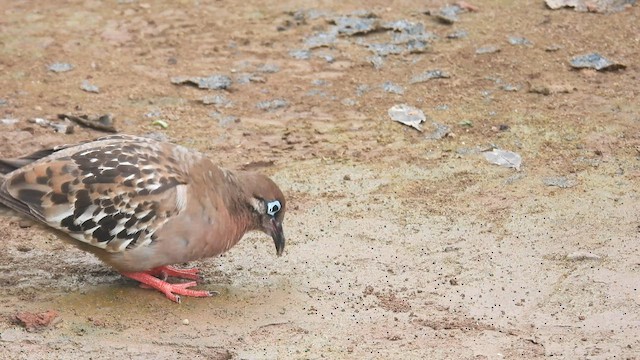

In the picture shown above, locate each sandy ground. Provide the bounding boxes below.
[0,0,639,359]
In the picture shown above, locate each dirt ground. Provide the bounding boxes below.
[0,0,638,359]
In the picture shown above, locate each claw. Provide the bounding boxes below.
[122,272,213,303]
[144,265,201,281]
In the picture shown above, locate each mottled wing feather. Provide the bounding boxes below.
[0,136,192,253]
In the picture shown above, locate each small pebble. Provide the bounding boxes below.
[182,319,189,325]
[545,44,562,52]
[543,176,576,188]
[368,55,385,70]
[16,245,32,252]
[18,220,33,228]
[508,36,532,46]
[570,53,625,71]
[1,118,19,125]
[382,81,404,95]
[80,80,100,93]
[257,64,280,73]
[49,62,74,73]
[447,30,468,39]
[256,99,288,111]
[475,45,501,55]
[409,70,450,84]
[289,49,311,60]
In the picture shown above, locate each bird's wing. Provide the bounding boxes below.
[0,136,191,253]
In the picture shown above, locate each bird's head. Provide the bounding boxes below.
[240,172,286,256]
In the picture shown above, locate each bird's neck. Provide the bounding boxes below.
[208,167,260,233]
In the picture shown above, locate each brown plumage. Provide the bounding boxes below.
[0,135,286,302]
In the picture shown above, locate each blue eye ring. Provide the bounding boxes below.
[267,200,281,216]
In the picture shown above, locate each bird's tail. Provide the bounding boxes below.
[0,138,93,175]
[0,148,60,216]
[0,147,60,175]
[0,174,13,216]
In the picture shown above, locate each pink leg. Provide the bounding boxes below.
[144,265,201,281]
[121,272,214,303]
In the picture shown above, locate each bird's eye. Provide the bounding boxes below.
[267,200,281,216]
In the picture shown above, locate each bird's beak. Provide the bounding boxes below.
[270,217,285,256]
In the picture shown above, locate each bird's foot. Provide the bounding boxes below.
[145,265,201,281]
[121,272,216,303]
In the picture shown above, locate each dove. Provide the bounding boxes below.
[0,134,286,303]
